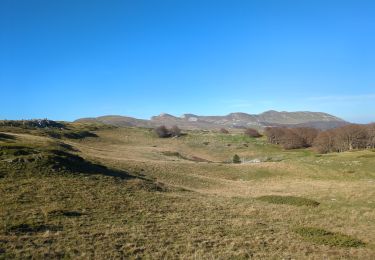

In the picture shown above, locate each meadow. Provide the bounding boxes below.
[0,124,374,259]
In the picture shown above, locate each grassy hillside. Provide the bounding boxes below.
[0,124,374,258]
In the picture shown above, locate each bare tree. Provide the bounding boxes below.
[366,123,375,148]
[313,129,336,153]
[313,124,369,153]
[264,127,287,144]
[334,124,368,152]
[292,127,319,147]
[170,125,181,137]
[279,130,304,149]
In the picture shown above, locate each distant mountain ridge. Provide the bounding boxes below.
[76,110,348,130]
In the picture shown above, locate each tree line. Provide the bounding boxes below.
[264,124,375,153]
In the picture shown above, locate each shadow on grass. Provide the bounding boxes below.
[1,143,168,191]
[0,133,15,141]
[161,151,212,163]
[43,129,98,139]
[44,150,134,180]
[48,210,84,218]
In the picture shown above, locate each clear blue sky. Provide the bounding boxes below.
[1,0,374,123]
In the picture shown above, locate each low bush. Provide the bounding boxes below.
[154,125,171,138]
[154,125,182,138]
[232,154,241,164]
[244,128,262,138]
[220,128,229,134]
[256,195,320,207]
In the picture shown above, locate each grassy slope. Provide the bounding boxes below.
[0,126,374,259]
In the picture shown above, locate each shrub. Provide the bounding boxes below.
[154,125,171,138]
[256,195,320,207]
[220,128,229,134]
[232,154,241,164]
[244,128,262,138]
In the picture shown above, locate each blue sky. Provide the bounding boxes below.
[1,0,374,123]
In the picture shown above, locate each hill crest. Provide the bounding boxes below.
[76,110,348,130]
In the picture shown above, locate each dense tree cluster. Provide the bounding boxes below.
[244,128,262,138]
[264,124,375,153]
[264,127,318,149]
[313,124,375,153]
[154,125,182,138]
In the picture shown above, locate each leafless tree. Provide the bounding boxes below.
[313,124,370,153]
[313,129,336,153]
[170,125,181,137]
[279,130,304,149]
[334,124,368,152]
[366,123,375,148]
[264,127,287,144]
[291,127,319,147]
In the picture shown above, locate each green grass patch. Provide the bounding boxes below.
[294,227,365,248]
[256,195,320,207]
[357,154,375,158]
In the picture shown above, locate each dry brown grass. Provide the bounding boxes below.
[1,127,374,259]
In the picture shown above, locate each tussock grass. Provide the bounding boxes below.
[294,227,366,248]
[256,195,320,207]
